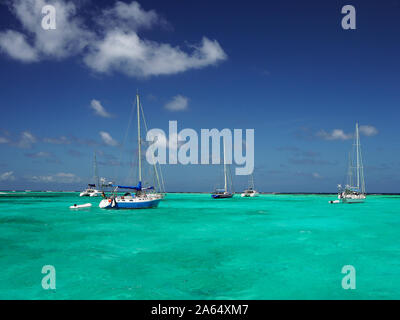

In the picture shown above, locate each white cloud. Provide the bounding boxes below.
[30,172,81,183]
[359,125,378,136]
[0,1,227,78]
[165,95,189,111]
[0,0,92,61]
[0,30,38,62]
[317,129,353,141]
[90,99,113,118]
[30,175,53,183]
[99,131,118,146]
[84,32,226,77]
[97,1,165,31]
[0,171,15,181]
[18,131,37,148]
[312,172,323,179]
[317,124,379,140]
[0,137,9,144]
[25,151,51,158]
[43,136,70,144]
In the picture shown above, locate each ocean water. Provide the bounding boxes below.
[0,192,399,300]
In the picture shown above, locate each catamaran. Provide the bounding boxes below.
[337,122,366,203]
[241,173,258,197]
[80,152,101,197]
[99,93,163,209]
[211,142,234,199]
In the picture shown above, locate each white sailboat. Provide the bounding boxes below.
[80,152,101,197]
[99,93,163,209]
[338,122,366,203]
[211,141,234,199]
[241,173,258,197]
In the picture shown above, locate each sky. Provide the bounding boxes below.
[0,0,399,193]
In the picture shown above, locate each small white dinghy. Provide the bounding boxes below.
[329,200,340,204]
[69,203,92,209]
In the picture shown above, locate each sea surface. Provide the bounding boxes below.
[0,192,399,299]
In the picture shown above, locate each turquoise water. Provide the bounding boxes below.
[0,192,399,299]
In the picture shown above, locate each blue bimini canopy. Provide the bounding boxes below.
[113,185,141,190]
[112,181,154,191]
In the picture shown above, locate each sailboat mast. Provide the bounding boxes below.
[94,151,99,188]
[356,122,360,190]
[137,93,142,182]
[223,142,227,192]
[347,151,353,187]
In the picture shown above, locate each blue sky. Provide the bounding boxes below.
[0,0,399,192]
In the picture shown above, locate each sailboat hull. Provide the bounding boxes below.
[211,193,233,199]
[99,198,161,209]
[341,197,366,204]
[80,189,100,197]
[342,199,365,203]
[241,190,258,197]
[339,192,366,203]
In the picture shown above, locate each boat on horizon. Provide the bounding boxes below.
[99,93,163,209]
[80,152,101,197]
[337,122,366,203]
[211,141,234,199]
[241,173,258,197]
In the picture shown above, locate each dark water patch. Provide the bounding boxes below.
[0,236,26,250]
[0,216,44,225]
[244,209,269,216]
[0,200,57,206]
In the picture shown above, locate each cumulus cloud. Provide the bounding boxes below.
[312,172,323,179]
[0,131,38,147]
[0,1,227,78]
[97,1,166,31]
[0,30,38,62]
[0,171,15,181]
[359,125,378,136]
[90,99,113,118]
[165,95,189,111]
[317,129,353,141]
[317,125,378,140]
[18,131,37,148]
[25,151,51,158]
[99,131,118,146]
[30,172,81,183]
[43,136,70,144]
[84,33,226,77]
[0,0,92,61]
